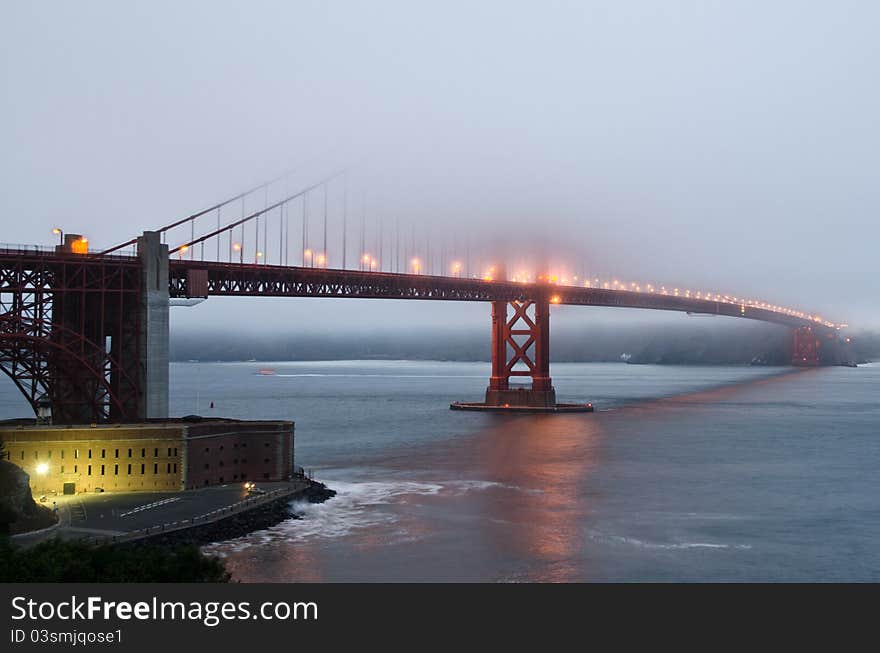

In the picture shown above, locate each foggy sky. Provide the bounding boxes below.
[2,1,878,334]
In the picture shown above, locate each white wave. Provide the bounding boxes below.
[589,530,752,551]
[205,478,517,554]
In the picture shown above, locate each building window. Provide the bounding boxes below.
[20,451,24,460]
[114,464,118,475]
[34,451,38,460]
[87,465,92,476]
[88,449,92,459]
[219,461,224,467]
[204,447,209,453]
[61,450,64,459]
[140,464,145,475]
[204,463,209,470]
[60,465,65,473]
[233,474,238,480]
[141,448,145,457]
[101,449,105,459]
[127,464,132,474]
[100,464,105,475]
[128,448,132,458]
[219,476,224,484]
[74,465,78,473]
[264,442,270,447]
[264,458,270,463]
[220,445,224,451]
[153,463,158,474]
[166,463,171,473]
[173,463,177,473]
[241,473,247,479]
[114,449,119,458]
[154,448,158,457]
[167,447,171,457]
[47,450,51,459]
[173,447,177,457]
[263,473,270,479]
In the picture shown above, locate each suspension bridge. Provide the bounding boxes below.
[0,170,851,422]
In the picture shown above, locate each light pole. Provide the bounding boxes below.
[233,243,242,264]
[52,228,63,246]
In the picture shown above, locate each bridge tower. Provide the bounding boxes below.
[486,298,556,407]
[452,294,592,412]
[791,325,820,366]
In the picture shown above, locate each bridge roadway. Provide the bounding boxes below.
[169,258,836,335]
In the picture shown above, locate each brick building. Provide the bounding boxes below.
[0,418,294,495]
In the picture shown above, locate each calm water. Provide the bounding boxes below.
[3,361,878,581]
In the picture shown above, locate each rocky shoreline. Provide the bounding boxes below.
[123,481,336,549]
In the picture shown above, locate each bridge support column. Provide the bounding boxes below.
[137,231,169,418]
[792,326,820,366]
[451,296,592,413]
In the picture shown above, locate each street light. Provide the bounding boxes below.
[411,257,421,275]
[178,245,188,260]
[36,462,49,475]
[304,248,313,267]
[451,261,462,278]
[233,242,242,264]
[255,251,263,264]
[52,228,63,246]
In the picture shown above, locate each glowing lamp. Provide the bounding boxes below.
[36,462,49,476]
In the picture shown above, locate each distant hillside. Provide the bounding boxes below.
[171,323,878,364]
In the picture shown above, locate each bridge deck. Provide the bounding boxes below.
[168,259,837,333]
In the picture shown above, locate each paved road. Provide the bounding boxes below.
[15,481,305,547]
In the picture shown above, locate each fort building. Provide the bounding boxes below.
[0,418,294,496]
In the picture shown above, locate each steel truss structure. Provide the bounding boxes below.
[0,250,142,422]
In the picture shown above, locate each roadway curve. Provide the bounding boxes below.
[169,260,839,336]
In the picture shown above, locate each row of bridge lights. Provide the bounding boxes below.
[64,227,838,330]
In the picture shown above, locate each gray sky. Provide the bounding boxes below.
[2,1,878,333]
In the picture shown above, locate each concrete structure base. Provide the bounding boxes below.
[450,401,594,413]
[485,387,558,408]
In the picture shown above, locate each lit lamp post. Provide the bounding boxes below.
[411,257,421,275]
[255,250,263,264]
[233,242,243,264]
[451,261,462,278]
[361,253,370,271]
[35,462,49,494]
[178,245,188,260]
[304,249,313,267]
[52,228,63,246]
[316,252,326,268]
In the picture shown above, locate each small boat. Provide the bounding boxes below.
[256,368,276,376]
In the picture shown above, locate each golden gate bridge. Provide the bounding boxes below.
[0,169,851,423]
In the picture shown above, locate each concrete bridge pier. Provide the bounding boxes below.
[136,231,170,419]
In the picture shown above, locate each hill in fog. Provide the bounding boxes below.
[171,322,878,365]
